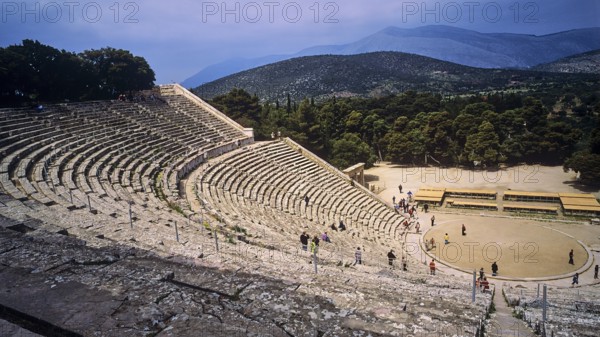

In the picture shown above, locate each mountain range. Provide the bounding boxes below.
[533,49,600,74]
[182,25,600,88]
[191,51,599,102]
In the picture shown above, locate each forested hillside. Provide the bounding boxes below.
[209,86,600,182]
[193,52,599,102]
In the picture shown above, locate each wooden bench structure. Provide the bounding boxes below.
[503,191,560,203]
[503,203,559,214]
[414,187,445,206]
[445,188,496,200]
[559,193,600,216]
[445,199,498,210]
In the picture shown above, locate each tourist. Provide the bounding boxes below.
[480,277,490,292]
[304,195,310,207]
[479,267,485,280]
[398,184,403,193]
[462,224,466,236]
[429,259,436,275]
[431,215,435,227]
[444,233,449,245]
[402,256,408,271]
[415,222,420,233]
[300,231,309,251]
[355,247,362,265]
[423,203,429,213]
[321,232,331,243]
[491,261,498,276]
[568,249,574,265]
[595,265,599,279]
[310,237,318,255]
[393,196,396,205]
[387,249,396,266]
[330,223,338,231]
[572,272,579,287]
[339,220,346,231]
[429,237,435,250]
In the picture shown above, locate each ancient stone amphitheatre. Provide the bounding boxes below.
[1,84,598,336]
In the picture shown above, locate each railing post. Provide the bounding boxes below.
[542,284,547,323]
[129,202,133,229]
[472,270,477,302]
[214,229,219,252]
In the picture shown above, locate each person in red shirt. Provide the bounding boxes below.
[481,277,490,292]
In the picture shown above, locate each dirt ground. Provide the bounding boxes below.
[422,215,587,278]
[366,164,600,279]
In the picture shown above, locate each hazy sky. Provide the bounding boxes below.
[2,0,599,83]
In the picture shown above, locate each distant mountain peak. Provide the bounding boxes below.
[181,26,600,88]
[193,51,598,102]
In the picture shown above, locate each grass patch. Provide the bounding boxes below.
[233,225,247,234]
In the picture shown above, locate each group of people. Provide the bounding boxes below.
[300,231,332,255]
[394,197,417,216]
[330,220,347,232]
[299,219,350,255]
[476,263,499,292]
[386,249,408,270]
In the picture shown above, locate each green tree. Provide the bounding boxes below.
[345,110,363,133]
[211,88,261,125]
[465,121,503,166]
[330,133,376,169]
[0,40,155,104]
[423,111,456,164]
[564,152,600,186]
[80,47,154,97]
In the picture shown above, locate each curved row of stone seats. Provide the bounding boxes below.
[198,140,405,243]
[192,158,401,269]
[0,90,250,227]
[160,94,246,141]
[144,190,486,329]
[503,284,599,336]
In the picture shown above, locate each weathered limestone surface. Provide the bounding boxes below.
[0,215,488,336]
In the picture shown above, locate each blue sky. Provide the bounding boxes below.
[1,0,599,83]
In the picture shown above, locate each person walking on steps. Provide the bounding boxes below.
[354,247,362,265]
[387,249,396,266]
[429,259,436,275]
[300,231,309,251]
